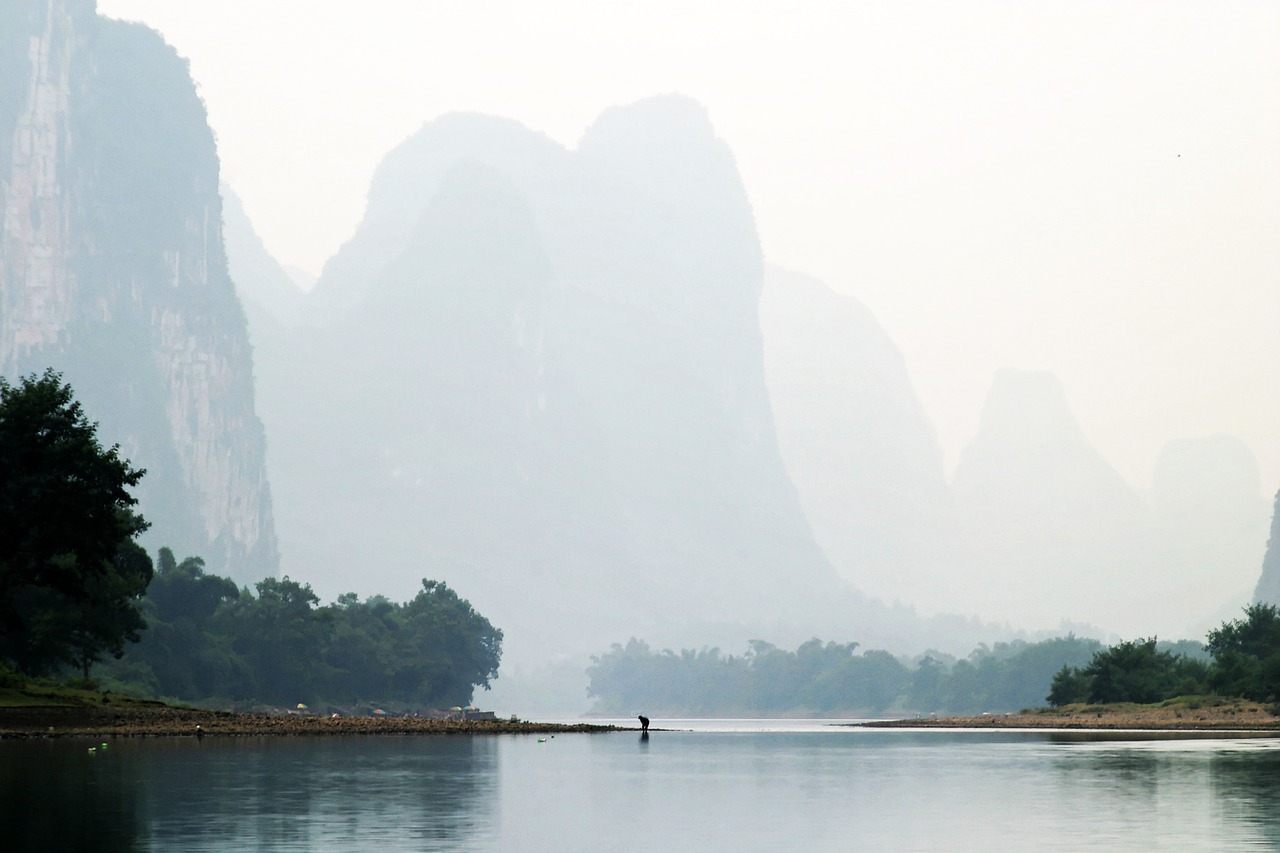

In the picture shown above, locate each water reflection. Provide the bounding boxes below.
[0,735,499,852]
[139,736,499,850]
[1210,747,1280,846]
[1,739,141,852]
[5,730,1279,850]
[1047,732,1280,846]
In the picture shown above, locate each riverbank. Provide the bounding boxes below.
[0,692,621,739]
[860,698,1280,731]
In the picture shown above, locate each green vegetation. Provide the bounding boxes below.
[1046,639,1208,705]
[589,611,1280,718]
[588,617,1280,717]
[0,372,502,711]
[0,661,171,710]
[0,370,151,679]
[97,552,504,709]
[586,635,1103,716]
[1048,605,1280,707]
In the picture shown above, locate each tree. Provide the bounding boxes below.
[129,548,241,697]
[1207,604,1280,701]
[1077,638,1203,704]
[1047,664,1091,706]
[223,576,331,703]
[0,370,150,675]
[395,579,503,706]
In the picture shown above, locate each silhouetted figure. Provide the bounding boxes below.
[638,715,649,733]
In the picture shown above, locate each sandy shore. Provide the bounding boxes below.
[860,700,1280,732]
[0,701,622,739]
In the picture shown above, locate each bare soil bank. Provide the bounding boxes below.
[0,701,621,739]
[860,700,1280,732]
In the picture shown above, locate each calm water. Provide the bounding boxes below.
[4,721,1280,851]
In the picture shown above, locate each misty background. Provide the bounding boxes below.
[18,1,1278,710]
[97,0,1280,492]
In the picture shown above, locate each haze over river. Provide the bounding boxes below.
[6,722,1279,850]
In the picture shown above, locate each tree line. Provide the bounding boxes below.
[586,635,1107,716]
[0,370,503,709]
[1048,605,1280,706]
[589,610,1280,717]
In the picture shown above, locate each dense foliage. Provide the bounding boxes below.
[1046,639,1208,705]
[99,550,504,709]
[1206,603,1280,701]
[586,635,1104,716]
[0,370,151,677]
[590,613,1280,717]
[1048,606,1280,706]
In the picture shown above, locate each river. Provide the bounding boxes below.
[5,720,1279,851]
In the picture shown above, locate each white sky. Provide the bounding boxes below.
[96,0,1280,494]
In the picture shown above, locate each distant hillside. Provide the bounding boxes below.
[220,182,303,339]
[951,371,1267,638]
[952,369,1149,633]
[1148,435,1267,634]
[0,0,276,583]
[254,100,845,660]
[232,98,1028,669]
[759,266,957,609]
[1255,490,1280,606]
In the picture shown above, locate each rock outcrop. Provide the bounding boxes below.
[1253,490,1280,607]
[0,0,276,584]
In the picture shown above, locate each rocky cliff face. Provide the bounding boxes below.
[0,0,276,584]
[1253,490,1280,607]
[0,1,79,364]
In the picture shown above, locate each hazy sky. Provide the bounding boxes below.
[96,0,1279,493]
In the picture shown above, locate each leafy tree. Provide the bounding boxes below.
[1076,638,1205,704]
[908,655,947,712]
[1207,604,1280,701]
[129,548,241,697]
[850,650,911,713]
[0,370,149,675]
[63,541,153,679]
[222,576,332,704]
[394,580,503,705]
[1047,664,1092,706]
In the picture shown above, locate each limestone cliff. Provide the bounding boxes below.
[1255,490,1280,607]
[0,0,276,584]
